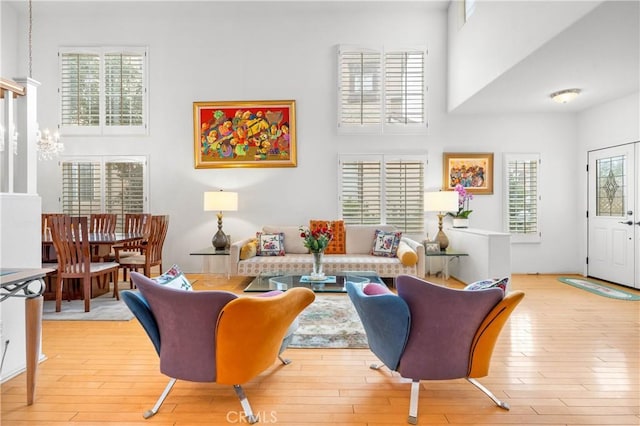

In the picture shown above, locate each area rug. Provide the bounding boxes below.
[42,289,134,321]
[558,277,640,301]
[289,295,368,349]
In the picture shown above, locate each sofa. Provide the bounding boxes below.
[229,223,425,279]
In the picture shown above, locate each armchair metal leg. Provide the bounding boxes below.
[467,378,510,410]
[278,355,292,365]
[234,384,258,424]
[370,363,385,370]
[144,377,176,419]
[408,380,419,424]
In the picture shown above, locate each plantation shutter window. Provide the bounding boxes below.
[339,154,425,235]
[338,45,427,135]
[104,52,145,127]
[61,160,102,218]
[384,50,425,127]
[385,159,425,234]
[504,153,541,243]
[339,158,382,225]
[104,160,146,231]
[61,156,148,232]
[60,53,100,127]
[338,47,382,131]
[59,46,148,135]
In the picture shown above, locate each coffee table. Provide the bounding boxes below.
[244,271,385,293]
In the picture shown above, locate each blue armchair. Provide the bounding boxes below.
[346,274,524,424]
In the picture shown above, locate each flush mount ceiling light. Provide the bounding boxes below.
[550,88,582,104]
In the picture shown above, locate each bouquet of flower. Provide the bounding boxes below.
[299,226,333,253]
[448,183,473,218]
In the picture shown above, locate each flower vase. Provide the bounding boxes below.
[311,251,325,279]
[452,218,469,228]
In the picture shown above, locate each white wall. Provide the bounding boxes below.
[2,0,605,276]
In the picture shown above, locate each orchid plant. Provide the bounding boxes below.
[447,183,473,219]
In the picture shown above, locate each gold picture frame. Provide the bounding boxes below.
[443,152,494,194]
[193,100,297,168]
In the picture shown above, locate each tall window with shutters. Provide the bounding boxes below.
[339,154,425,235]
[61,156,148,232]
[59,46,148,135]
[337,45,427,134]
[503,153,541,243]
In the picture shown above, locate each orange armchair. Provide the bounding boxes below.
[122,271,315,423]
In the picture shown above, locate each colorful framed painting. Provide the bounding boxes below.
[193,100,297,168]
[443,152,494,194]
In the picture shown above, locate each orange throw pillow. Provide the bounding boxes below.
[309,220,346,254]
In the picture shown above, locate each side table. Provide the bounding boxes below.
[190,247,231,278]
[1,267,53,405]
[425,249,468,280]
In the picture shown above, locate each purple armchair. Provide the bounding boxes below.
[347,274,524,424]
[122,271,315,423]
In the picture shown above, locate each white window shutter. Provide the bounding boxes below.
[59,46,148,135]
[339,154,425,234]
[60,52,101,129]
[504,153,541,243]
[337,46,382,133]
[339,157,382,224]
[104,52,145,127]
[384,159,425,233]
[61,159,103,217]
[61,156,148,232]
[384,49,426,129]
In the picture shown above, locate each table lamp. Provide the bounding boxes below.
[424,191,459,251]
[204,190,238,250]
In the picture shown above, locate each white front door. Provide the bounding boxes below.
[587,143,639,288]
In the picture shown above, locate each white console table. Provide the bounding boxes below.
[446,228,511,285]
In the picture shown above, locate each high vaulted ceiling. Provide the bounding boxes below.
[451,1,640,114]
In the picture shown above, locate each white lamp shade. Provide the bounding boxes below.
[204,191,238,212]
[424,191,458,213]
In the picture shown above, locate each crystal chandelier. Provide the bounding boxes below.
[36,127,63,160]
[27,0,64,160]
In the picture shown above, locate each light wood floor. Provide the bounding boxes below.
[1,274,639,425]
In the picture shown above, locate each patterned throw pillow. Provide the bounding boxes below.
[309,220,346,254]
[371,229,402,257]
[256,232,285,256]
[152,264,193,291]
[464,277,509,292]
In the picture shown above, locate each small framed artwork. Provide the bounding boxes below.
[193,100,297,168]
[443,152,494,194]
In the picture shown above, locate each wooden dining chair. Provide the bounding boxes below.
[89,213,117,261]
[49,216,121,312]
[115,215,169,285]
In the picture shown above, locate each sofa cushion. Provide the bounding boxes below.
[371,229,402,257]
[464,277,509,292]
[239,239,258,260]
[396,240,418,266]
[346,224,397,254]
[309,219,346,254]
[256,232,286,256]
[152,264,193,291]
[263,225,309,254]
